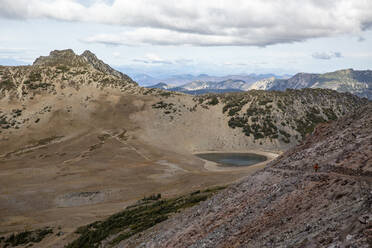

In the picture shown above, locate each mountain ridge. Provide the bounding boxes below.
[134,73,288,87]
[250,68,372,99]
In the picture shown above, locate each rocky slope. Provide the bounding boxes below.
[139,89,366,153]
[250,69,372,100]
[118,103,372,248]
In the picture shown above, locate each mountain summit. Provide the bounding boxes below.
[33,49,136,84]
[80,50,133,82]
[33,49,85,67]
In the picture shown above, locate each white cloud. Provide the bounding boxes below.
[312,51,342,60]
[133,53,172,64]
[1,0,372,46]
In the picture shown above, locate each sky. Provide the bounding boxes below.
[0,0,372,77]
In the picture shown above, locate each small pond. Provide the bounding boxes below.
[196,153,267,167]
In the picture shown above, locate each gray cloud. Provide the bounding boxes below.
[312,52,343,60]
[1,0,372,46]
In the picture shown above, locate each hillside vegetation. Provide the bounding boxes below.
[195,89,362,143]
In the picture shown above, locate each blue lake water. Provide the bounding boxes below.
[196,153,267,167]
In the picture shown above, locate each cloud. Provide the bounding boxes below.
[312,51,343,60]
[112,52,120,58]
[0,47,39,62]
[175,58,194,64]
[1,0,372,46]
[0,47,29,54]
[133,54,172,64]
[223,61,247,66]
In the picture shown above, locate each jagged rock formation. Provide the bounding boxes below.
[250,69,372,100]
[80,50,135,82]
[33,49,87,67]
[33,49,136,84]
[118,103,372,248]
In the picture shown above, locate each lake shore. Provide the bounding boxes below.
[193,150,280,172]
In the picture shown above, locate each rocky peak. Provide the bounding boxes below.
[32,49,137,85]
[33,49,87,67]
[81,50,135,84]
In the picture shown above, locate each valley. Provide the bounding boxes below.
[0,49,370,247]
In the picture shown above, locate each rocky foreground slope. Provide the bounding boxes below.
[118,103,372,248]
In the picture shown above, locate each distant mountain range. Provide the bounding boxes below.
[148,69,372,99]
[250,69,372,99]
[147,79,251,94]
[134,73,290,87]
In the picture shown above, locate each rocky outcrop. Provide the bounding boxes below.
[248,77,276,90]
[33,49,87,67]
[81,50,136,84]
[32,49,136,85]
[118,103,372,248]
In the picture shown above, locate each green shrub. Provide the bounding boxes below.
[142,193,161,201]
[246,107,258,116]
[253,132,264,140]
[4,228,53,246]
[207,96,219,105]
[279,130,291,138]
[56,65,69,72]
[228,116,246,128]
[243,125,252,136]
[228,107,241,116]
[258,99,272,105]
[0,79,14,90]
[29,71,42,82]
[323,108,337,121]
[159,91,171,97]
